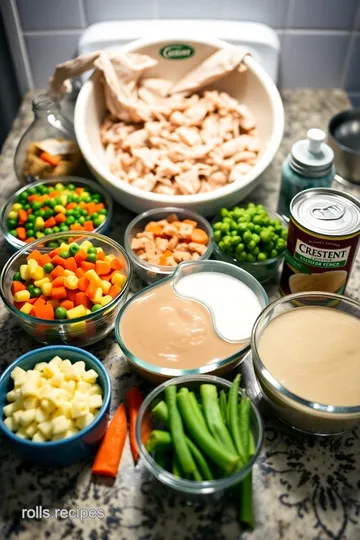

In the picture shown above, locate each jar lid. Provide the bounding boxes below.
[289,129,334,178]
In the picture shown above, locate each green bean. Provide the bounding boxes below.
[200,384,236,454]
[239,473,254,529]
[164,386,197,477]
[186,438,214,481]
[219,390,228,426]
[177,391,240,474]
[249,431,256,456]
[172,453,183,478]
[188,391,208,431]
[238,396,251,461]
[145,430,172,453]
[228,374,247,461]
[152,401,169,425]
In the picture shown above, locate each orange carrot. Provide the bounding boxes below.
[81,261,95,272]
[51,286,67,300]
[55,213,66,224]
[191,228,209,245]
[159,255,167,266]
[145,223,163,236]
[87,202,96,216]
[16,227,26,241]
[27,252,42,264]
[60,299,74,310]
[25,237,35,243]
[92,403,127,478]
[18,209,28,224]
[96,250,105,261]
[95,203,105,211]
[14,301,25,310]
[126,387,146,464]
[49,247,61,257]
[110,258,123,271]
[38,253,52,266]
[66,202,76,210]
[51,255,67,267]
[75,249,87,264]
[44,217,56,228]
[33,297,46,307]
[75,267,85,279]
[33,303,54,320]
[64,257,78,272]
[95,260,111,275]
[108,284,121,299]
[52,276,64,287]
[47,298,60,309]
[39,151,60,167]
[70,223,84,231]
[78,276,90,292]
[26,297,38,305]
[85,282,97,301]
[163,250,173,258]
[11,281,26,295]
[28,194,39,203]
[75,292,90,308]
[75,187,84,195]
[50,265,64,279]
[84,221,94,232]
[67,289,77,303]
[100,272,113,282]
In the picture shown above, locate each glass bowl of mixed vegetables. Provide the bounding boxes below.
[125,207,213,284]
[136,374,263,527]
[212,203,288,283]
[0,176,113,251]
[0,231,131,346]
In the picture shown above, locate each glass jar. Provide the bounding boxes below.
[14,93,85,184]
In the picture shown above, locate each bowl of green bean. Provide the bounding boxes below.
[212,204,288,283]
[136,374,264,527]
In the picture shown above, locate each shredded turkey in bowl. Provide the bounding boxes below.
[100,89,259,195]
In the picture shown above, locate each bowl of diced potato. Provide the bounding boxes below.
[0,345,111,467]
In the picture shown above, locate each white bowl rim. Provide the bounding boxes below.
[74,37,284,205]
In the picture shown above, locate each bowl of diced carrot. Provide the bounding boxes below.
[0,176,113,251]
[124,207,213,284]
[0,231,132,345]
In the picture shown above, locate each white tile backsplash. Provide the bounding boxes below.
[25,32,81,88]
[84,0,155,23]
[289,0,358,30]
[2,0,360,91]
[281,32,349,88]
[220,0,289,28]
[158,0,219,19]
[17,0,84,31]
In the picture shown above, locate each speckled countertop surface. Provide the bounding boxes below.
[1,90,360,540]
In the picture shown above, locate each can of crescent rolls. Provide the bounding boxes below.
[279,188,360,296]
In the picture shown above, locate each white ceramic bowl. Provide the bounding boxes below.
[74,37,284,216]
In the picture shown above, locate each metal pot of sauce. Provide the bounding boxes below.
[328,109,360,185]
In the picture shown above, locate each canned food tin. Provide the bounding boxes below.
[280,188,360,296]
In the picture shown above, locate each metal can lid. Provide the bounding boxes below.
[290,188,360,236]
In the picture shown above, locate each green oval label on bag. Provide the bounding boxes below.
[160,44,195,60]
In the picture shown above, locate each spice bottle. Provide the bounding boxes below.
[277,129,335,218]
[14,93,84,185]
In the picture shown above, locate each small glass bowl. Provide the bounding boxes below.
[212,211,288,284]
[0,231,132,346]
[252,292,360,435]
[135,374,264,502]
[0,345,111,467]
[0,176,113,251]
[124,207,213,284]
[115,259,268,383]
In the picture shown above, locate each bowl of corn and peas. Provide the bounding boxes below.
[0,177,113,251]
[212,203,288,283]
[0,231,132,346]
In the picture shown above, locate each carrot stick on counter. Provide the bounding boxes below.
[92,402,127,478]
[126,387,151,464]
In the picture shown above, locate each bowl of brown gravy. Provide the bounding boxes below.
[251,292,360,435]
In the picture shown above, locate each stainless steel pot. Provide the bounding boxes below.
[328,109,360,185]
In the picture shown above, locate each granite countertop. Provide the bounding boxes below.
[1,90,360,540]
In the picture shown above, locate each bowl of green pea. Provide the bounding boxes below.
[0,176,113,251]
[212,203,288,283]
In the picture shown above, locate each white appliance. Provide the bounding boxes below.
[77,20,280,83]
